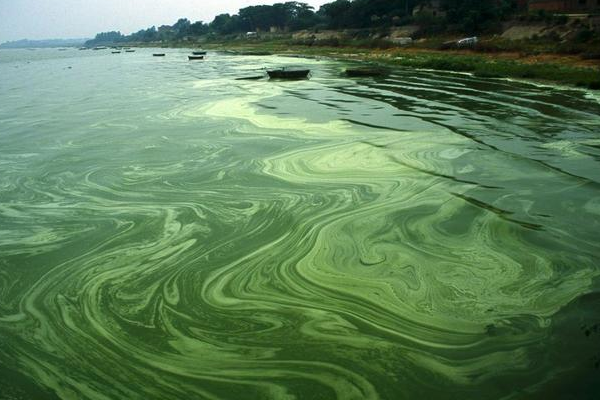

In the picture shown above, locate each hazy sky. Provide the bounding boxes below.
[0,0,330,43]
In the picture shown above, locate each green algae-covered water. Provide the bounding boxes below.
[1,47,600,400]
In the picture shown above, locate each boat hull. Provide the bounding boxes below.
[267,69,310,80]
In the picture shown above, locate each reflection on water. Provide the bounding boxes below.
[0,47,599,399]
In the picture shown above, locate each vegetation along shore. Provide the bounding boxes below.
[81,0,600,89]
[208,42,600,89]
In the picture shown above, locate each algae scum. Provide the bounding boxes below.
[0,48,600,400]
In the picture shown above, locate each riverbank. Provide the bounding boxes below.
[198,42,600,89]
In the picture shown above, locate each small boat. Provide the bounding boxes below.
[112,51,121,54]
[192,51,207,55]
[345,68,385,77]
[125,49,135,53]
[153,53,166,57]
[236,75,265,80]
[93,46,107,50]
[267,69,310,80]
[188,55,204,60]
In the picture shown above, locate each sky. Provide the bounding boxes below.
[0,0,330,43]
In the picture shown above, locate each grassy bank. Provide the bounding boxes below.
[201,41,600,89]
[380,51,600,89]
[122,38,600,89]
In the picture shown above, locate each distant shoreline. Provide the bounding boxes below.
[117,41,600,90]
[0,38,89,49]
[7,39,598,90]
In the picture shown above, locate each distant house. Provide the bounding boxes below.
[412,0,446,18]
[528,0,600,13]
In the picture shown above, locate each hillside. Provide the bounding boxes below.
[0,38,89,49]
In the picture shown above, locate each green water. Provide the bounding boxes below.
[1,47,600,400]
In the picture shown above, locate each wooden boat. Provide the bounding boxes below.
[192,51,206,55]
[125,50,135,53]
[267,69,310,80]
[345,68,385,77]
[112,51,121,54]
[153,53,166,57]
[188,55,204,60]
[235,75,265,80]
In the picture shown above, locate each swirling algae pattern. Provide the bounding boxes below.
[0,48,599,400]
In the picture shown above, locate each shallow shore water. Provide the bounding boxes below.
[1,47,600,399]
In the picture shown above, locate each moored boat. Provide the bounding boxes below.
[112,51,121,54]
[153,53,166,57]
[267,69,310,80]
[236,75,265,80]
[188,55,204,60]
[125,49,135,53]
[192,51,207,55]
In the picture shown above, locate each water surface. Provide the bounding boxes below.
[1,47,600,399]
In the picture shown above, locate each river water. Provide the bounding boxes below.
[0,47,599,399]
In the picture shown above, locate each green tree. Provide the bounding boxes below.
[172,18,192,38]
[318,0,352,28]
[88,31,125,45]
[442,0,514,33]
[209,14,244,34]
[189,21,209,36]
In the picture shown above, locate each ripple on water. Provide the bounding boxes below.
[0,49,599,399]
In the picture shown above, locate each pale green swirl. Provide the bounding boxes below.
[0,48,599,400]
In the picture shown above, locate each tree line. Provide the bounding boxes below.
[86,0,518,46]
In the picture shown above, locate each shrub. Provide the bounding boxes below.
[582,52,600,60]
[315,38,340,47]
[575,29,594,43]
